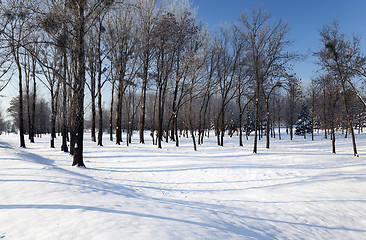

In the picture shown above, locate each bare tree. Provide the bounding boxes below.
[316,20,361,156]
[236,7,294,153]
[0,0,36,148]
[106,3,139,145]
[37,44,61,148]
[152,11,178,149]
[285,76,302,140]
[314,74,341,153]
[136,0,157,144]
[42,0,114,166]
[213,26,242,146]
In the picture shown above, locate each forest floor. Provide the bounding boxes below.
[0,131,366,239]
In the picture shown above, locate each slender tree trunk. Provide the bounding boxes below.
[341,81,358,156]
[151,90,158,145]
[50,90,56,148]
[97,73,103,146]
[331,125,336,154]
[109,80,115,142]
[91,72,96,142]
[239,112,243,147]
[189,86,197,151]
[158,85,163,149]
[97,22,103,146]
[216,117,220,146]
[15,57,26,148]
[61,52,68,152]
[30,58,36,143]
[139,57,148,144]
[220,104,225,147]
[116,78,123,145]
[311,116,314,141]
[253,92,259,153]
[25,62,32,142]
[278,116,281,140]
[265,99,270,149]
[175,111,179,147]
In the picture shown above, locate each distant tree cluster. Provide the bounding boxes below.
[0,0,365,166]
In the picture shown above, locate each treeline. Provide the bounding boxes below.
[0,0,365,167]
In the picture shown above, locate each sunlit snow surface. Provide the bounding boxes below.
[1,132,366,239]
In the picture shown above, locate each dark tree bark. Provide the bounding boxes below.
[16,57,26,148]
[71,2,86,167]
[61,51,69,152]
[109,78,115,142]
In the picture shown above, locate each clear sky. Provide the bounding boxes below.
[191,0,366,83]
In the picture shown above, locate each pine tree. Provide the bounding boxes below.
[295,104,312,137]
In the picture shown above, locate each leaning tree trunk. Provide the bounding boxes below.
[340,80,358,156]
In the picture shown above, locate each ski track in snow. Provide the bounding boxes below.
[1,132,366,239]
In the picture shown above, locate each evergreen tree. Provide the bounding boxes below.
[295,104,312,137]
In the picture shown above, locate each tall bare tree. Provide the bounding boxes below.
[0,0,36,148]
[236,7,294,153]
[136,0,157,144]
[316,20,362,156]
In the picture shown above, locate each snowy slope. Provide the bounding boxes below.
[1,132,366,239]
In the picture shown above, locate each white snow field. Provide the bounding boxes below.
[1,132,366,240]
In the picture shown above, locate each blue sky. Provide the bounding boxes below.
[1,0,366,114]
[191,0,366,83]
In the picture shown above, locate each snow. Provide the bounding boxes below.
[1,132,366,239]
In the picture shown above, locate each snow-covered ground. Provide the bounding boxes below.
[1,131,366,239]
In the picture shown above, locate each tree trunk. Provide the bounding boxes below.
[239,112,243,147]
[30,58,36,143]
[72,3,86,167]
[189,87,197,151]
[25,62,32,142]
[116,78,123,145]
[157,86,163,149]
[97,73,103,146]
[278,116,281,140]
[253,96,259,153]
[91,72,96,142]
[16,57,26,148]
[139,58,148,144]
[220,104,225,147]
[109,80,115,142]
[50,91,56,148]
[61,52,68,152]
[265,100,270,149]
[341,81,358,156]
[97,22,103,147]
[331,125,336,154]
